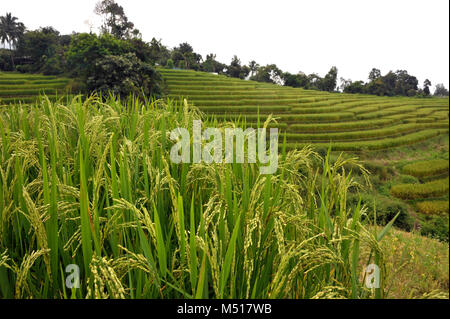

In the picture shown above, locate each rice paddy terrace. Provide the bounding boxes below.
[391,158,449,217]
[160,68,449,152]
[0,72,71,105]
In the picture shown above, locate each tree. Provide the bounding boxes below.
[16,27,61,72]
[128,37,152,63]
[250,64,282,84]
[165,58,174,69]
[226,55,250,79]
[282,71,310,88]
[95,0,138,39]
[201,53,225,73]
[434,83,449,97]
[308,73,322,90]
[144,38,170,66]
[315,66,338,92]
[343,80,365,94]
[0,13,25,68]
[248,60,259,77]
[66,32,131,77]
[171,42,202,70]
[394,70,418,96]
[423,79,432,96]
[339,78,352,92]
[368,68,381,81]
[365,78,387,96]
[296,72,310,88]
[87,52,161,99]
[283,72,301,87]
[381,71,397,96]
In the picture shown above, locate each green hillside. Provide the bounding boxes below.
[1,69,448,153]
[390,156,449,240]
[0,71,71,105]
[160,68,449,151]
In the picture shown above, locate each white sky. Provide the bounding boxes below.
[1,0,449,90]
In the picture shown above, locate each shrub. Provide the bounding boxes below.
[66,33,131,77]
[165,58,174,69]
[362,162,395,180]
[419,215,449,242]
[86,53,162,99]
[41,55,64,75]
[347,193,414,231]
[15,64,34,73]
[0,50,14,71]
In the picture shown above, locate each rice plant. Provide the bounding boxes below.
[390,178,450,200]
[0,94,399,299]
[416,201,449,215]
[402,159,449,179]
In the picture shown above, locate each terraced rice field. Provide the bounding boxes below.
[160,68,449,151]
[391,158,450,215]
[0,72,71,105]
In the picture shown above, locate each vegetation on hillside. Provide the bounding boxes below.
[159,68,449,152]
[1,1,449,97]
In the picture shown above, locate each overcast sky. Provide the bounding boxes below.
[2,0,449,90]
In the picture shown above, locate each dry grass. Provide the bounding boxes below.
[361,226,449,298]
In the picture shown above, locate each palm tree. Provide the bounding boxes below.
[248,60,259,78]
[0,13,25,68]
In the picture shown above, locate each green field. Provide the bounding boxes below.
[390,157,450,217]
[159,68,449,151]
[0,72,71,105]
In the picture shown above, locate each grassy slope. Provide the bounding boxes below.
[362,226,449,298]
[0,72,71,105]
[159,68,449,151]
[368,136,449,230]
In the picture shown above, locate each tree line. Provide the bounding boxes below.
[1,0,448,98]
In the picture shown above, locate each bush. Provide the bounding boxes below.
[347,193,414,231]
[86,52,162,99]
[16,64,33,73]
[419,214,449,242]
[66,33,131,77]
[165,58,174,69]
[361,161,395,180]
[41,55,64,75]
[0,50,14,71]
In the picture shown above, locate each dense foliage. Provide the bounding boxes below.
[86,52,161,98]
[2,1,446,97]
